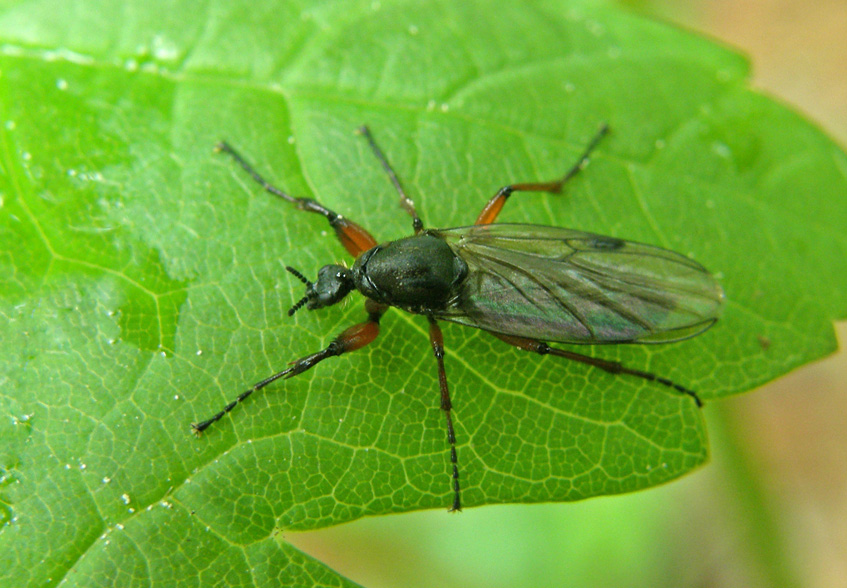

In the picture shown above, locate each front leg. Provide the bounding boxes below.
[193,300,388,433]
[216,141,379,256]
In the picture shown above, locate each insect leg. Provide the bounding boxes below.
[475,124,609,225]
[428,317,462,512]
[490,333,703,407]
[192,300,388,433]
[216,141,378,256]
[357,125,423,234]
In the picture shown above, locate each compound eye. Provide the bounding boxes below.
[310,265,353,309]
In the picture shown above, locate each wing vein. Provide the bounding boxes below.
[469,247,599,339]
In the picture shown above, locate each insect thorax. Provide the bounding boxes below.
[353,234,469,311]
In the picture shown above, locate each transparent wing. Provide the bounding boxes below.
[433,224,724,344]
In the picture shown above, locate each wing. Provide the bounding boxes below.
[432,224,724,344]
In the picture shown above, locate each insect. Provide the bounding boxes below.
[193,124,724,512]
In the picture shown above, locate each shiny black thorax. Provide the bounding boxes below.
[352,232,469,313]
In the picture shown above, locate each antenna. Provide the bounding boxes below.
[286,266,312,316]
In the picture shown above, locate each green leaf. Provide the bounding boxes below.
[1,0,845,586]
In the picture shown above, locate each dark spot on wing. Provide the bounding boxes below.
[567,237,625,250]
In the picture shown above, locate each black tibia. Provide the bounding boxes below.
[215,141,378,256]
[475,124,609,225]
[357,126,423,234]
[428,317,462,512]
[490,332,703,407]
[192,302,388,433]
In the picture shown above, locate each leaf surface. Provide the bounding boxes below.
[1,0,845,586]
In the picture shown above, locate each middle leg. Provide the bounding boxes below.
[427,317,462,512]
[358,125,424,234]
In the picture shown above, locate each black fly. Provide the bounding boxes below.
[193,125,724,512]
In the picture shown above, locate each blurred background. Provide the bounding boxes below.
[288,1,847,586]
